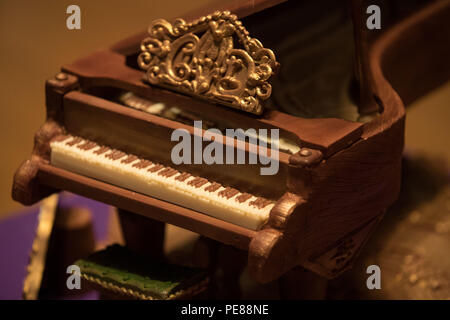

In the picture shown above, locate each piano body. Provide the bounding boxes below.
[11,0,449,290]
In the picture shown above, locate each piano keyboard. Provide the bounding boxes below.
[50,135,275,230]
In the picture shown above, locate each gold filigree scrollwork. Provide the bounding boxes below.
[138,11,279,115]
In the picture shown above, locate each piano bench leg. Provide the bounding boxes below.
[40,206,96,298]
[117,208,165,260]
[216,244,247,299]
[193,238,247,299]
[278,266,328,300]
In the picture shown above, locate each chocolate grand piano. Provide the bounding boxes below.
[14,0,446,297]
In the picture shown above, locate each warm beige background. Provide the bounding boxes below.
[405,82,450,162]
[0,0,222,217]
[0,1,449,218]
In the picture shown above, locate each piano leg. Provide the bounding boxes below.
[117,209,165,259]
[217,244,247,299]
[278,266,328,300]
[193,237,219,299]
[193,238,247,299]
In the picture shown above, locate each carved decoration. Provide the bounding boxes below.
[138,11,279,115]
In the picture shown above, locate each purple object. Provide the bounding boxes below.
[0,192,111,300]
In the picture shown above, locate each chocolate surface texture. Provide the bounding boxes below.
[12,0,450,285]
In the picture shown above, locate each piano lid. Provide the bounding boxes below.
[137,10,279,115]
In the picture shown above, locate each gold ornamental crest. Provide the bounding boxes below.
[138,11,279,115]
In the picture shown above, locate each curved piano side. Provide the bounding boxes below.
[248,0,449,283]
